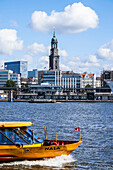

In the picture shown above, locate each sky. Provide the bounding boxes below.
[0,0,113,76]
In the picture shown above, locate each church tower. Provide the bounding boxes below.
[49,31,60,70]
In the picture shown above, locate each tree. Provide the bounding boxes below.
[6,79,16,87]
[85,84,92,88]
[85,84,93,92]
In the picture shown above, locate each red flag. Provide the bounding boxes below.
[75,127,80,132]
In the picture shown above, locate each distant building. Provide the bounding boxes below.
[101,70,113,92]
[101,70,113,87]
[0,69,21,87]
[38,70,60,86]
[49,31,60,70]
[38,70,81,93]
[96,77,101,87]
[21,77,38,85]
[61,71,81,92]
[28,69,38,78]
[4,61,28,78]
[81,73,96,88]
[30,84,62,95]
[38,33,98,93]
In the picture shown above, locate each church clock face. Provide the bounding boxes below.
[54,50,57,55]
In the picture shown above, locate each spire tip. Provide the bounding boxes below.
[53,26,55,37]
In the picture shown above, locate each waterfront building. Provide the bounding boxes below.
[101,70,113,87]
[16,83,62,100]
[10,73,21,87]
[96,77,101,87]
[21,77,38,85]
[38,70,61,85]
[81,73,96,88]
[38,70,81,93]
[30,83,62,95]
[101,70,113,92]
[38,33,99,93]
[4,61,28,78]
[49,31,60,70]
[0,69,21,87]
[0,92,8,100]
[61,71,81,92]
[28,69,38,78]
[38,32,81,92]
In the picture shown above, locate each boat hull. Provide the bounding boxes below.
[0,140,82,162]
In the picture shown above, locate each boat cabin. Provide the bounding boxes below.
[0,121,43,145]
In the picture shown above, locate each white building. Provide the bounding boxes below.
[81,73,96,88]
[96,77,101,87]
[0,69,21,87]
[38,70,81,92]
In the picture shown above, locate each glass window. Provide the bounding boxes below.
[0,129,28,145]
[0,132,13,145]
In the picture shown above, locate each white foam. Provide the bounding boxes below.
[0,155,76,168]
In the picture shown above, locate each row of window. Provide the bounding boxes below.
[0,72,8,74]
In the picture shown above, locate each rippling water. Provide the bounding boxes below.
[0,102,112,169]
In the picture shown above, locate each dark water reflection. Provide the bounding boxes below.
[0,102,113,169]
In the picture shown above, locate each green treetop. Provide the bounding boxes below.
[6,79,16,87]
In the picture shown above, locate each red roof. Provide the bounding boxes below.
[81,73,94,78]
[96,77,101,80]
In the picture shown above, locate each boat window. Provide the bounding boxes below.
[20,128,43,144]
[13,129,30,144]
[0,128,43,145]
[0,132,13,145]
[0,129,28,145]
[14,129,32,144]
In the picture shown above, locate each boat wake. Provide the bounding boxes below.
[0,155,76,168]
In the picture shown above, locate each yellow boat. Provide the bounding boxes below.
[0,121,82,162]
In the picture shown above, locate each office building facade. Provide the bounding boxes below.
[0,69,21,87]
[38,70,60,85]
[101,70,113,92]
[4,61,28,78]
[38,70,81,92]
[28,69,38,78]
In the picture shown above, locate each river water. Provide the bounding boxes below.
[0,102,112,170]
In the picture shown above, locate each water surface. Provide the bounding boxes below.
[0,102,112,169]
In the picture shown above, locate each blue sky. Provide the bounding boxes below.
[0,0,113,76]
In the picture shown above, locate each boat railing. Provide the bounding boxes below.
[44,140,79,146]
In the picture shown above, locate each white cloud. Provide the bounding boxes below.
[0,29,23,55]
[24,41,69,70]
[22,55,33,65]
[97,40,113,60]
[27,43,48,56]
[59,49,68,57]
[38,56,49,70]
[30,2,99,34]
[102,64,113,70]
[88,55,99,63]
[60,63,71,71]
[36,53,100,73]
[27,42,69,59]
[59,54,100,73]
